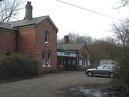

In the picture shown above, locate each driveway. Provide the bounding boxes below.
[0,71,111,97]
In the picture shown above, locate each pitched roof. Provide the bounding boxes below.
[57,43,85,51]
[10,16,48,27]
[57,44,65,50]
[0,22,13,30]
[9,15,58,32]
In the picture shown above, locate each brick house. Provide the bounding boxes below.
[0,23,16,55]
[0,2,58,72]
[57,36,90,71]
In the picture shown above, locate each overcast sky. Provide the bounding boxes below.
[19,0,129,39]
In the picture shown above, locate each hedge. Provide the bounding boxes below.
[113,57,129,91]
[0,54,39,80]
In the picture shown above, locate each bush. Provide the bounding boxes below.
[113,57,129,90]
[0,54,39,80]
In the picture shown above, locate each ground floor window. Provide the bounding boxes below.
[62,59,77,66]
[79,55,87,66]
[64,60,66,65]
[79,60,83,66]
[58,59,62,65]
[42,52,51,67]
[72,60,76,65]
[85,61,87,66]
[68,60,71,65]
[87,61,90,65]
[5,51,11,56]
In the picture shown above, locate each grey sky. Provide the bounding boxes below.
[18,0,129,39]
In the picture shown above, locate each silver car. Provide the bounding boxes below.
[85,64,115,77]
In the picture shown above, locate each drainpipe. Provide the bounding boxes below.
[15,28,19,52]
[76,50,79,70]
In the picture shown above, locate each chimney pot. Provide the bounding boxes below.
[24,1,33,20]
[64,35,69,44]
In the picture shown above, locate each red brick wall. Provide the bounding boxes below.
[79,46,90,60]
[0,18,57,73]
[79,46,90,70]
[17,25,37,54]
[0,28,16,56]
[17,25,43,71]
[16,18,57,73]
[35,18,57,72]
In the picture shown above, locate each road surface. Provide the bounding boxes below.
[0,71,111,97]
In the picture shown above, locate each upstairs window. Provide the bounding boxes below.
[44,31,49,43]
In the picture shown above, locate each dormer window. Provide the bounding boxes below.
[44,31,49,43]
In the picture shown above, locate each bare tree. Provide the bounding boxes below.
[112,21,129,90]
[113,22,129,59]
[0,0,23,23]
[68,33,93,45]
[121,0,129,6]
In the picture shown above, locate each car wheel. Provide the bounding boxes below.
[87,72,93,77]
[109,73,113,78]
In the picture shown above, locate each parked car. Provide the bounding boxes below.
[85,64,115,77]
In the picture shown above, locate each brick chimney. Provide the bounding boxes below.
[24,1,33,20]
[64,35,69,44]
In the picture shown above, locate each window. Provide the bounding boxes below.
[64,60,66,65]
[82,59,85,66]
[44,31,49,43]
[104,65,112,70]
[97,65,104,70]
[42,52,51,67]
[5,51,11,56]
[79,60,82,66]
[79,56,83,66]
[72,60,76,65]
[68,60,71,65]
[85,61,87,66]
[58,59,61,65]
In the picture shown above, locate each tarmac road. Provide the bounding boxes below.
[0,71,111,97]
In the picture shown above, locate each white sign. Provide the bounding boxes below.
[57,52,77,57]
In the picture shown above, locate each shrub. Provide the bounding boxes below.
[0,54,39,80]
[113,57,129,90]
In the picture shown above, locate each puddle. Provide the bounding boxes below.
[69,87,129,97]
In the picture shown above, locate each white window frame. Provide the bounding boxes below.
[79,60,83,66]
[44,31,49,43]
[42,52,51,67]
